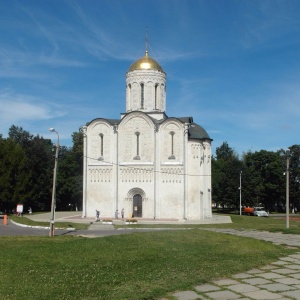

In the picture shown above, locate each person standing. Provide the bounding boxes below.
[121,208,124,220]
[95,210,100,222]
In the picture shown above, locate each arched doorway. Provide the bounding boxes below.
[133,194,142,217]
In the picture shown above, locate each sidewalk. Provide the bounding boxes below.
[26,211,232,225]
[26,211,90,223]
[162,229,300,300]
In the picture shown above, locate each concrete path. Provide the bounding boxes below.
[162,229,300,300]
[24,211,232,225]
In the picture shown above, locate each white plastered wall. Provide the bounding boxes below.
[85,120,115,218]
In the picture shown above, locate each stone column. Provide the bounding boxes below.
[113,124,119,211]
[183,123,189,219]
[153,124,159,219]
[80,126,87,218]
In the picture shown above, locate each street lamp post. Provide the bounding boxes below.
[239,171,242,215]
[49,128,59,237]
[286,149,290,229]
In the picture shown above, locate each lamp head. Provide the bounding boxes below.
[49,128,55,132]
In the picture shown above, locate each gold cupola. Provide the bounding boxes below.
[128,50,164,73]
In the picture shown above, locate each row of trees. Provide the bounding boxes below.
[0,125,83,213]
[212,142,300,212]
[0,125,299,213]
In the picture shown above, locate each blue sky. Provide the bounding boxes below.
[1,0,299,156]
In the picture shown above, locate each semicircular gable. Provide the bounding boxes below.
[89,121,111,132]
[160,118,183,131]
[119,111,154,130]
[160,119,184,163]
[118,112,154,163]
[88,121,114,165]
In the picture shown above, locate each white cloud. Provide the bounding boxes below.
[0,90,67,128]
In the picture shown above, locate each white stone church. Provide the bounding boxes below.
[81,50,212,220]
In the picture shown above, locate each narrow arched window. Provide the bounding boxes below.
[155,84,158,110]
[99,133,104,160]
[128,84,131,105]
[141,83,144,109]
[168,131,175,159]
[134,132,140,160]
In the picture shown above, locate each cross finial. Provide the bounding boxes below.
[145,27,148,55]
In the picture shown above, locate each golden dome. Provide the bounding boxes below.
[128,51,164,73]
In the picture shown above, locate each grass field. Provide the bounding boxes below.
[1,214,299,300]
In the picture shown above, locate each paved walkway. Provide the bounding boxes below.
[162,229,300,300]
[25,211,232,225]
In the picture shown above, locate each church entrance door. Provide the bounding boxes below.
[133,194,142,217]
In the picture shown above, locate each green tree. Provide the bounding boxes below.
[55,131,83,211]
[0,138,28,211]
[242,150,285,211]
[1,126,83,213]
[8,125,33,147]
[289,145,300,210]
[212,142,242,209]
[25,135,53,211]
[215,141,237,160]
[6,125,53,211]
[280,145,300,211]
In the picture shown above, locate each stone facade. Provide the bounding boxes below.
[81,51,212,220]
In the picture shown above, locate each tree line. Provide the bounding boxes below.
[0,125,299,214]
[0,125,83,213]
[212,142,300,212]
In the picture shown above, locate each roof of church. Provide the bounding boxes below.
[87,115,211,141]
[174,117,211,140]
[128,50,164,73]
[86,118,120,126]
[188,122,212,141]
[150,116,211,141]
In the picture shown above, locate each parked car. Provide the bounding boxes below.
[253,207,269,217]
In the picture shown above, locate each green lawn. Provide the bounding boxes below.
[117,214,300,234]
[205,214,300,234]
[0,220,298,300]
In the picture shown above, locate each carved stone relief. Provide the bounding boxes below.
[161,167,183,183]
[120,167,153,183]
[89,167,112,183]
[191,143,200,159]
